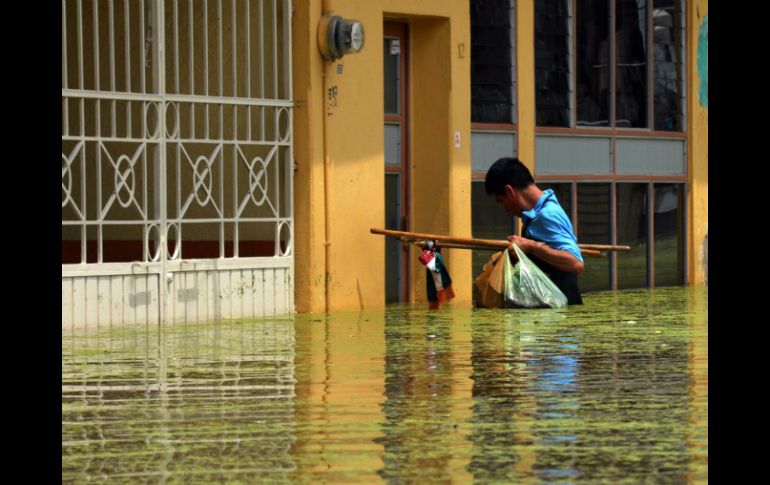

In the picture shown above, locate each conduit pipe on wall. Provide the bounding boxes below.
[321,0,333,313]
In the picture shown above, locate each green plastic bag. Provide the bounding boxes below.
[502,243,568,309]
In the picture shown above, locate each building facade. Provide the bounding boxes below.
[62,0,708,325]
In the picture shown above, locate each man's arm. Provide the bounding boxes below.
[507,235,584,274]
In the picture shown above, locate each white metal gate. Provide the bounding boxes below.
[62,0,294,328]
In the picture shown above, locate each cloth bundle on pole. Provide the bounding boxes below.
[418,241,455,309]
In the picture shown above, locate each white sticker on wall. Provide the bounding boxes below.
[455,131,461,148]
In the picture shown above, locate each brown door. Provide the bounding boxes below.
[384,21,409,303]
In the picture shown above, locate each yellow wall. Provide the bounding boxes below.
[688,0,708,285]
[293,0,472,312]
[514,0,535,237]
[293,0,707,312]
[292,0,328,312]
[516,1,535,174]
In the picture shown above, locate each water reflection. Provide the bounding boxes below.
[466,292,702,482]
[289,310,386,483]
[62,287,707,483]
[62,319,297,482]
[377,309,463,483]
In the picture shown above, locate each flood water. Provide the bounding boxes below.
[62,286,708,483]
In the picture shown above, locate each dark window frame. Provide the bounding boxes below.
[471,0,518,131]
[535,0,686,133]
[470,0,690,289]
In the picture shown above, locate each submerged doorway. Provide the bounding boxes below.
[384,21,409,304]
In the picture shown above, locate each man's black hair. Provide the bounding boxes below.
[484,157,535,195]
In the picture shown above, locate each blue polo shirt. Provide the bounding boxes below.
[521,189,583,263]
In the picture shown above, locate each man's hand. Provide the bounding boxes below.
[507,235,583,274]
[507,235,540,253]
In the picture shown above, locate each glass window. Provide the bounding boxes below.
[617,183,649,289]
[615,0,649,128]
[385,174,403,303]
[471,0,515,123]
[384,38,400,115]
[653,183,684,286]
[576,0,610,126]
[577,183,612,292]
[653,0,684,131]
[536,0,571,126]
[536,0,685,130]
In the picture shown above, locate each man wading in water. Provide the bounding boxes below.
[485,157,584,305]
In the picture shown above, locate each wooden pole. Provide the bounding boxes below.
[405,238,606,257]
[371,228,623,254]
